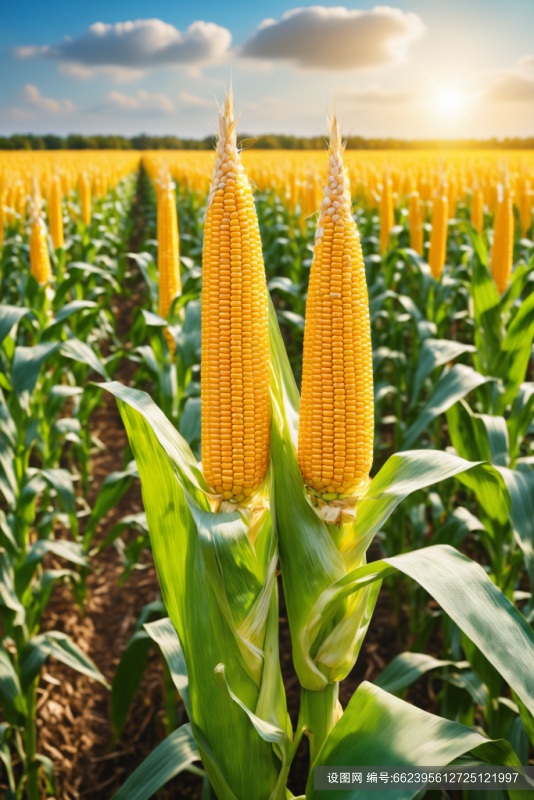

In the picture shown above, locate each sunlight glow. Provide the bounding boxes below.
[438,90,464,113]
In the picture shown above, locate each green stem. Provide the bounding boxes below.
[25,678,39,800]
[301,683,339,767]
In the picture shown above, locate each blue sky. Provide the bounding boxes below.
[2,0,533,138]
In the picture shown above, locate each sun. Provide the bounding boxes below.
[438,90,464,112]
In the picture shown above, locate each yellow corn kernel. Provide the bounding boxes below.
[157,170,181,355]
[201,87,271,501]
[409,191,423,255]
[491,186,514,295]
[428,193,448,280]
[379,172,394,254]
[298,106,373,498]
[470,186,484,233]
[29,191,52,285]
[79,172,92,226]
[49,174,64,250]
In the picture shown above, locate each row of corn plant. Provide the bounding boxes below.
[0,164,142,797]
[99,93,534,800]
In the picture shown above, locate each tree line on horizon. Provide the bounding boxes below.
[1,132,533,151]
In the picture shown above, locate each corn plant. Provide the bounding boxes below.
[101,98,534,800]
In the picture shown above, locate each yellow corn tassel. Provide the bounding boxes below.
[490,186,514,295]
[29,190,52,285]
[79,172,92,226]
[157,170,181,354]
[201,87,271,503]
[428,194,448,280]
[409,192,423,255]
[49,174,65,250]
[470,186,484,233]
[298,106,373,500]
[379,173,394,254]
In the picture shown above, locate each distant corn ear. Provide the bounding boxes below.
[428,193,448,280]
[157,170,181,319]
[0,189,6,250]
[29,191,52,285]
[49,174,65,250]
[518,180,532,238]
[201,86,271,503]
[157,169,181,355]
[298,105,373,503]
[379,173,394,254]
[409,191,423,255]
[470,186,484,233]
[491,185,514,295]
[79,172,92,226]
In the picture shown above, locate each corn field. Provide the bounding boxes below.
[1,94,534,800]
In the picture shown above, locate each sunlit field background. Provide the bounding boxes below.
[1,1,534,798]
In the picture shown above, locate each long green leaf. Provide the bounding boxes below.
[411,339,477,407]
[110,724,202,800]
[402,364,489,449]
[307,682,526,800]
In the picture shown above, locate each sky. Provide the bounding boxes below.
[1,0,534,139]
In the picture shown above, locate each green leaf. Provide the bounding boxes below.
[508,383,534,462]
[0,723,15,792]
[176,300,201,368]
[19,631,110,691]
[374,652,467,695]
[41,468,76,514]
[179,397,201,449]
[109,724,202,800]
[307,682,526,800]
[322,546,534,718]
[12,342,61,404]
[145,618,191,717]
[102,381,283,800]
[0,305,32,346]
[17,539,88,596]
[492,290,534,411]
[496,468,534,588]
[111,630,152,736]
[50,300,97,326]
[0,645,26,724]
[60,338,109,379]
[411,339,476,407]
[83,463,138,548]
[402,365,489,449]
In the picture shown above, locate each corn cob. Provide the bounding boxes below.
[0,185,5,250]
[79,172,92,226]
[428,193,448,280]
[49,174,65,250]
[409,191,423,255]
[491,185,514,295]
[201,87,271,503]
[29,188,52,285]
[518,178,532,237]
[157,169,181,354]
[379,172,394,254]
[470,185,484,233]
[298,107,373,503]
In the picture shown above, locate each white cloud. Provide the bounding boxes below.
[338,84,416,104]
[21,84,74,113]
[14,18,232,79]
[99,88,175,113]
[58,62,144,82]
[179,90,211,107]
[240,5,425,71]
[484,55,534,103]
